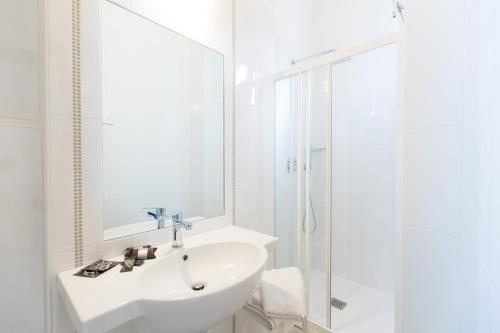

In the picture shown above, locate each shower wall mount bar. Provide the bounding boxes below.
[275,33,401,81]
[393,0,405,24]
[290,49,337,66]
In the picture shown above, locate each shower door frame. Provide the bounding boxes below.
[273,31,403,331]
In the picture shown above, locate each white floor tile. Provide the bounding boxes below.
[309,269,395,333]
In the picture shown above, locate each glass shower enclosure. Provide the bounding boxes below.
[274,38,399,332]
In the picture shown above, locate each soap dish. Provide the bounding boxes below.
[73,259,121,278]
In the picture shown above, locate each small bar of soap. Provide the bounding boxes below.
[120,245,156,272]
[124,245,157,260]
[120,256,136,272]
[134,259,145,266]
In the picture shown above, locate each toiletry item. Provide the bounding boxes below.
[120,245,156,272]
[124,245,157,260]
[85,260,121,272]
[73,259,121,278]
[74,270,101,278]
[134,259,145,266]
[121,256,136,272]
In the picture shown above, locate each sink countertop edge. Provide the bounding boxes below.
[57,268,141,333]
[56,226,277,333]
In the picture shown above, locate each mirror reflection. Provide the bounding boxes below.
[102,1,224,240]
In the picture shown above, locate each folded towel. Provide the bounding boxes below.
[244,290,278,330]
[260,267,306,318]
[249,289,262,308]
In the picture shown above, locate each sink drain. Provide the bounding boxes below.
[192,281,206,291]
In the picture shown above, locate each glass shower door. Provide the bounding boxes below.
[275,41,398,332]
[275,76,297,268]
[275,67,332,328]
[303,65,331,328]
[330,44,397,333]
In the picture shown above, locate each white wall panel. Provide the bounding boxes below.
[0,0,40,121]
[311,0,398,52]
[401,0,481,332]
[404,126,463,233]
[402,227,461,333]
[476,0,500,332]
[0,127,44,332]
[0,0,44,331]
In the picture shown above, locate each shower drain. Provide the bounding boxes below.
[330,297,348,310]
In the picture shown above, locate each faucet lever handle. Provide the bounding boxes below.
[143,207,166,214]
[172,212,183,223]
[171,212,192,248]
[183,220,193,230]
[142,208,168,229]
[172,212,193,230]
[147,211,158,219]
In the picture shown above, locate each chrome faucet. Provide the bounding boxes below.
[144,209,193,247]
[145,207,167,229]
[171,212,192,248]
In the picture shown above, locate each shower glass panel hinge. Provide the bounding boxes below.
[331,297,348,310]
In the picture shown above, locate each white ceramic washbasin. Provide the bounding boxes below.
[133,241,268,333]
[57,226,276,333]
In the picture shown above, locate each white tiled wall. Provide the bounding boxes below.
[400,0,480,331]
[0,127,44,333]
[476,0,500,332]
[0,0,45,331]
[0,0,40,122]
[234,0,314,243]
[404,126,463,233]
[310,0,399,52]
[402,227,461,333]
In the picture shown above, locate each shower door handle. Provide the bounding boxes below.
[287,158,297,173]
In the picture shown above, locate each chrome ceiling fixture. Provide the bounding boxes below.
[393,0,405,26]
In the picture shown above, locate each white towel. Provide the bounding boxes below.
[245,290,279,329]
[259,267,306,318]
[249,289,263,308]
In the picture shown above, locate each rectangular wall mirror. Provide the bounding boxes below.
[102,1,225,240]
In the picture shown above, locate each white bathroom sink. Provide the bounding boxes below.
[57,226,275,333]
[134,241,268,333]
